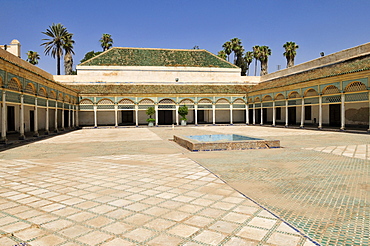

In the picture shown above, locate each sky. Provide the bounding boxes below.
[1,0,370,75]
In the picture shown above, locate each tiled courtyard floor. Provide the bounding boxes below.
[0,126,368,246]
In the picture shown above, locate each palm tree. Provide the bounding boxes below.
[230,38,243,64]
[100,34,113,51]
[259,46,272,76]
[26,51,40,65]
[283,41,299,68]
[222,41,232,62]
[41,23,70,75]
[63,33,75,75]
[253,45,260,76]
[244,51,253,76]
[217,50,227,60]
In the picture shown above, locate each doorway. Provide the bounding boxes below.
[64,110,69,127]
[196,110,205,123]
[329,104,341,126]
[7,106,15,131]
[288,107,296,125]
[30,110,34,132]
[121,111,134,125]
[158,110,173,125]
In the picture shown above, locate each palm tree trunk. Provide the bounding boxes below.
[254,59,257,76]
[57,53,61,75]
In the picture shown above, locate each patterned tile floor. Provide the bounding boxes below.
[0,126,368,245]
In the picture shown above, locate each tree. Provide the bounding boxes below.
[253,45,261,76]
[230,38,243,64]
[259,46,271,76]
[222,41,232,62]
[100,34,113,51]
[217,50,227,60]
[178,105,189,122]
[80,51,102,63]
[26,51,40,65]
[62,33,75,75]
[244,51,253,76]
[41,23,70,75]
[283,41,299,68]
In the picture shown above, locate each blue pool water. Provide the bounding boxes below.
[186,134,262,142]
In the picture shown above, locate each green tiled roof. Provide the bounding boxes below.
[250,54,370,93]
[69,84,247,95]
[79,47,237,68]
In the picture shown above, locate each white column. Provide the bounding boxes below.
[55,100,58,132]
[76,104,79,127]
[253,104,256,125]
[340,92,345,130]
[72,105,75,127]
[285,99,289,127]
[246,104,249,125]
[114,104,118,127]
[155,104,158,126]
[61,103,65,130]
[272,101,276,126]
[19,94,25,140]
[45,99,49,134]
[175,105,179,125]
[135,104,139,127]
[194,104,198,125]
[318,94,322,129]
[300,97,305,128]
[34,97,39,137]
[1,90,7,142]
[68,105,71,128]
[94,105,97,128]
[230,104,233,125]
[260,106,263,125]
[212,104,216,125]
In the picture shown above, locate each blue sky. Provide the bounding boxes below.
[1,0,370,75]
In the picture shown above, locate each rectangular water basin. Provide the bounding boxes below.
[174,134,280,151]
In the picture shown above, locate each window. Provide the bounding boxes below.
[305,106,312,120]
[276,107,281,120]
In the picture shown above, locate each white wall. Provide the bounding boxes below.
[55,66,260,85]
[97,111,115,125]
[79,111,94,126]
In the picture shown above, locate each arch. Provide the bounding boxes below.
[139,98,155,104]
[8,78,21,91]
[254,97,260,102]
[118,98,135,104]
[275,93,285,100]
[97,98,114,105]
[288,91,300,99]
[159,98,175,104]
[345,81,367,92]
[248,98,253,103]
[49,91,56,99]
[304,88,318,97]
[24,83,36,94]
[58,93,63,101]
[179,98,194,105]
[198,98,213,104]
[216,98,230,104]
[262,95,273,101]
[233,98,245,104]
[64,95,70,103]
[38,87,47,97]
[322,85,340,95]
[79,99,93,105]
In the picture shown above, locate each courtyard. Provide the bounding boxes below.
[0,125,369,246]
